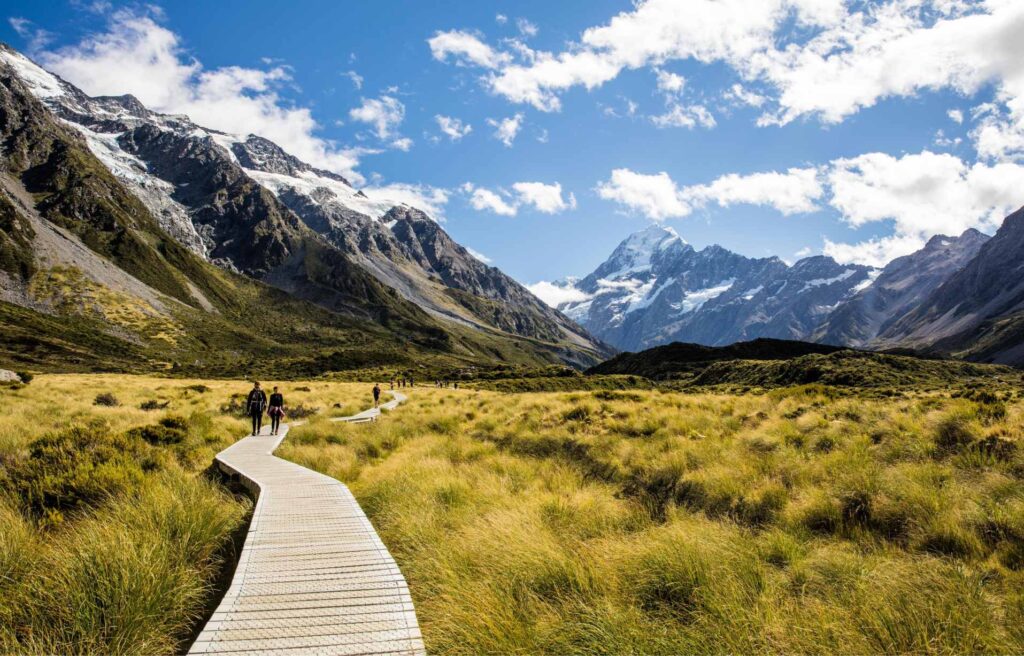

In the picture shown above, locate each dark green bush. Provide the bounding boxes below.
[93,392,119,407]
[15,371,33,384]
[139,399,170,411]
[127,417,188,446]
[8,421,150,521]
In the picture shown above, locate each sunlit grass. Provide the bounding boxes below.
[281,385,1024,654]
[0,374,375,655]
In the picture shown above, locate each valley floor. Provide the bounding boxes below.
[2,375,1024,654]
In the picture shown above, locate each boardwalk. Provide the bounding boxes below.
[189,392,424,655]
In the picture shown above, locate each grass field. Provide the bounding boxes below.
[3,374,1024,654]
[281,383,1024,655]
[0,374,374,655]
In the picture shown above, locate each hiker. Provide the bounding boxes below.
[246,381,268,436]
[390,380,394,390]
[268,386,285,436]
[373,382,382,408]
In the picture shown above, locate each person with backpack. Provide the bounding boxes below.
[267,386,285,435]
[372,383,382,408]
[246,381,268,436]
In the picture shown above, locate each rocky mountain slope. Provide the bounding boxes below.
[557,225,874,351]
[0,44,607,370]
[0,44,606,371]
[814,230,990,347]
[876,207,1024,365]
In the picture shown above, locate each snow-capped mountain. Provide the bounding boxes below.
[557,226,876,351]
[0,44,606,365]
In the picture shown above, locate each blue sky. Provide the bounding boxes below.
[4,1,1024,303]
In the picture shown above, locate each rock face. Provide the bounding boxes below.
[815,229,990,347]
[558,226,873,351]
[875,208,1024,365]
[0,43,607,366]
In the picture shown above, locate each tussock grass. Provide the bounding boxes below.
[0,374,376,654]
[281,385,1024,654]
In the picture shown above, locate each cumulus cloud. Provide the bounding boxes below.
[511,182,577,213]
[824,150,1024,264]
[596,166,821,220]
[428,29,511,69]
[654,68,685,95]
[365,183,450,220]
[429,0,1024,161]
[527,280,592,307]
[435,114,472,141]
[517,18,539,38]
[487,113,523,146]
[37,9,370,183]
[686,167,823,214]
[462,183,518,216]
[651,103,716,129]
[349,95,405,140]
[948,108,964,124]
[462,181,576,216]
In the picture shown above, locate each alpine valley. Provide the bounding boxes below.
[0,44,609,375]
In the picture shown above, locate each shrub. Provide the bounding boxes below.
[183,384,210,394]
[93,393,120,407]
[8,422,149,520]
[934,412,978,454]
[127,417,188,446]
[139,399,169,411]
[15,371,33,384]
[286,404,319,419]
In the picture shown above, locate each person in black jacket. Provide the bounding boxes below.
[267,386,285,435]
[372,383,381,408]
[246,381,268,436]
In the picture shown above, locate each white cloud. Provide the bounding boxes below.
[724,83,766,108]
[349,95,405,140]
[794,246,814,258]
[495,14,508,25]
[527,281,592,307]
[511,181,576,213]
[462,180,576,216]
[596,169,692,221]
[435,114,472,141]
[37,9,369,183]
[462,183,518,216]
[390,137,413,151]
[487,113,523,146]
[517,18,539,38]
[8,17,54,52]
[343,70,363,89]
[824,150,1024,264]
[428,30,511,69]
[686,167,823,214]
[651,103,716,129]
[465,246,492,264]
[948,108,964,124]
[365,183,450,220]
[596,166,821,220]
[654,68,685,95]
[430,0,1024,165]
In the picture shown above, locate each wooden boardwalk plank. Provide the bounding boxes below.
[189,392,424,656]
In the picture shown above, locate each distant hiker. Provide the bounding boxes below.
[390,380,395,390]
[454,382,458,390]
[373,383,382,408]
[246,381,268,436]
[268,386,285,436]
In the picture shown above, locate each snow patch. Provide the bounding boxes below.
[671,279,735,315]
[0,49,65,98]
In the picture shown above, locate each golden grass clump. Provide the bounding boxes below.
[280,384,1024,654]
